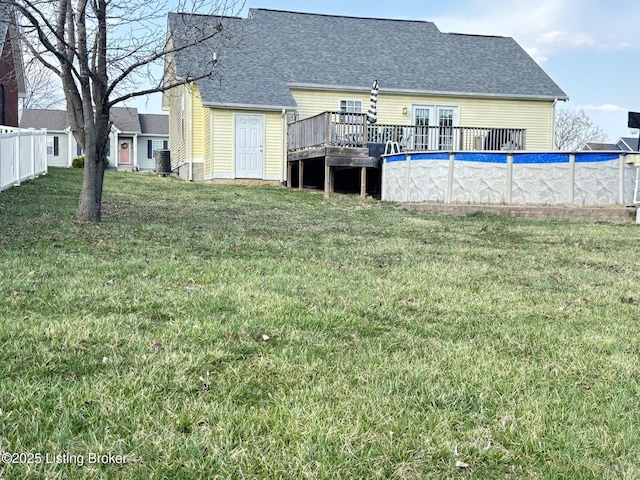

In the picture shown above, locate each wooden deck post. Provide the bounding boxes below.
[287,161,292,188]
[324,163,331,198]
[360,167,367,198]
[298,160,304,191]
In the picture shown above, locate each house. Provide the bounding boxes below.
[19,107,169,170]
[163,8,568,187]
[0,1,26,127]
[617,137,640,152]
[584,137,640,152]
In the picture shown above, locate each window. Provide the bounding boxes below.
[76,143,84,157]
[47,136,59,156]
[147,139,168,159]
[339,100,362,113]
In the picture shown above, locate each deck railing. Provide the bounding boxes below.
[287,112,527,152]
[367,124,526,151]
[287,112,368,151]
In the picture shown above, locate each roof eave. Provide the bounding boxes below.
[288,83,569,102]
[201,101,296,111]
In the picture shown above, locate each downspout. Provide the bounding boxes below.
[281,109,286,185]
[551,99,558,150]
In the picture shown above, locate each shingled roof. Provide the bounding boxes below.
[139,114,169,135]
[20,108,69,131]
[168,8,568,110]
[20,107,168,134]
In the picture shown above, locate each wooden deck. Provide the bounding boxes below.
[286,112,381,197]
[286,110,530,198]
[287,146,379,198]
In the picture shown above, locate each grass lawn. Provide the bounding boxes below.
[1,168,639,479]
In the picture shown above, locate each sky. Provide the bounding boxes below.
[133,0,640,143]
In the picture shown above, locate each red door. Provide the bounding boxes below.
[119,141,131,165]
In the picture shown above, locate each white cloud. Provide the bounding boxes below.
[580,104,627,112]
[524,47,548,65]
[431,0,640,60]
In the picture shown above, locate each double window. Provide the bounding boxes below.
[339,99,362,113]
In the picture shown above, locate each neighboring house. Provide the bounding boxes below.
[0,1,26,127]
[19,107,168,169]
[163,8,568,183]
[583,142,620,151]
[617,137,640,152]
[584,137,640,152]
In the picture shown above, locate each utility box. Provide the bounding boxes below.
[154,149,171,176]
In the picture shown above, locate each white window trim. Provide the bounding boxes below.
[339,99,363,113]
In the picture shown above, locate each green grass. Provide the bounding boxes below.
[1,168,639,479]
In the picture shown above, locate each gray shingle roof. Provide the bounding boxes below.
[139,114,169,135]
[169,8,568,109]
[110,107,141,133]
[618,137,640,152]
[20,109,69,130]
[20,107,167,135]
[584,142,620,151]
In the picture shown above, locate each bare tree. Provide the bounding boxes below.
[21,55,64,109]
[4,0,244,222]
[555,108,608,151]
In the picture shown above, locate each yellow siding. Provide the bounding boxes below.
[264,110,283,177]
[191,84,205,160]
[166,84,187,164]
[209,108,284,179]
[290,89,555,150]
[203,108,211,177]
[211,109,234,175]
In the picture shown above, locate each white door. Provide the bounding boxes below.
[235,115,264,179]
[412,106,460,151]
[435,107,457,151]
[413,106,433,151]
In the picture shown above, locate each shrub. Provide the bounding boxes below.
[72,156,85,168]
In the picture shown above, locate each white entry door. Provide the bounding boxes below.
[235,114,264,179]
[412,105,460,151]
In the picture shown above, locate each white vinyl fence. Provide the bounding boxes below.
[0,127,48,193]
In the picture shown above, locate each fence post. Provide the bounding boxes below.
[14,130,20,186]
[43,131,48,175]
[403,154,412,203]
[447,153,455,204]
[618,153,625,205]
[30,130,36,179]
[381,157,387,201]
[568,153,575,205]
[506,153,513,204]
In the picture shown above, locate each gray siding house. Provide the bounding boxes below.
[20,107,168,170]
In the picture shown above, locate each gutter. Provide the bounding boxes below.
[201,101,295,111]
[288,82,569,102]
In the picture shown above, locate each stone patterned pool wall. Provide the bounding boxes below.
[382,151,639,206]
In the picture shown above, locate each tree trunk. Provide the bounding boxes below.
[77,150,105,222]
[76,112,109,223]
